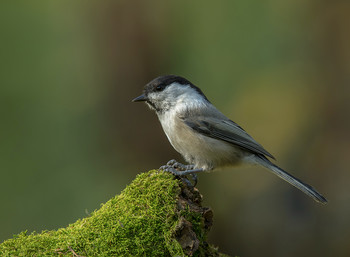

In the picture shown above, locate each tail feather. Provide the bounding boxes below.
[255,156,327,204]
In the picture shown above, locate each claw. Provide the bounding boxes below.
[159,165,169,171]
[160,166,179,175]
[163,160,195,171]
[166,159,177,166]
[158,160,202,187]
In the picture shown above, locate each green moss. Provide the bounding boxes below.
[0,170,227,256]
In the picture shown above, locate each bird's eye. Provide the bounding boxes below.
[155,85,164,91]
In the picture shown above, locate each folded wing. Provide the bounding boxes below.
[183,116,275,159]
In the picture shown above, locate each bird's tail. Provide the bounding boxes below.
[254,155,327,204]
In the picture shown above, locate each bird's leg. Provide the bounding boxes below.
[159,159,202,187]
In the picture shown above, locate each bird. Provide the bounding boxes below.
[132,75,327,204]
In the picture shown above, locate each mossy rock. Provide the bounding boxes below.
[0,170,228,256]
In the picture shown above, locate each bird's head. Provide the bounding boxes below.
[132,75,209,113]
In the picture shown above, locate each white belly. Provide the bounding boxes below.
[158,114,244,171]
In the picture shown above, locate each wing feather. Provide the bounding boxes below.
[183,116,275,159]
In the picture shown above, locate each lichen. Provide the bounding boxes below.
[0,170,227,256]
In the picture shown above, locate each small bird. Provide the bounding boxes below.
[132,75,327,204]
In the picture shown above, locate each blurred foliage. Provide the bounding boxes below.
[0,1,349,257]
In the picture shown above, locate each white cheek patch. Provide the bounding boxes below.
[165,84,209,114]
[148,83,208,113]
[166,84,204,103]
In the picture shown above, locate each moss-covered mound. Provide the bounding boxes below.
[0,170,227,256]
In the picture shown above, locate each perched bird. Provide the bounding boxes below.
[132,75,327,204]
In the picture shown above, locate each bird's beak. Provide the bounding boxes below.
[132,94,148,102]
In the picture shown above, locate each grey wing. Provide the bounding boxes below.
[183,116,275,159]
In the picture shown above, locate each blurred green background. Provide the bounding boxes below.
[1,1,349,256]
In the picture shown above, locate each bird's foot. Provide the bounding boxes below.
[162,159,195,171]
[159,159,202,187]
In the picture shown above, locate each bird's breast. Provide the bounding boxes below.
[158,113,244,170]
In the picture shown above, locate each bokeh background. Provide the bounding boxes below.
[1,1,349,256]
